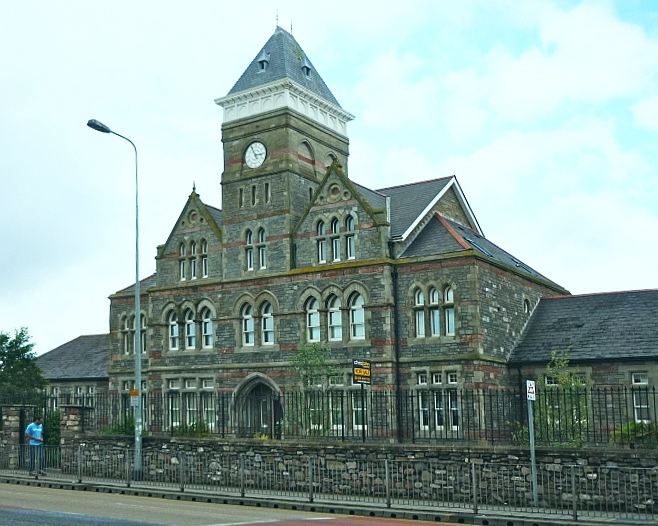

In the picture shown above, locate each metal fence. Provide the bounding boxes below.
[1,445,656,522]
[4,386,658,446]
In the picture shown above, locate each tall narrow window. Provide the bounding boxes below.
[140,314,146,354]
[349,293,365,340]
[306,298,320,342]
[258,228,266,269]
[185,309,196,349]
[189,241,197,279]
[179,260,186,281]
[346,215,355,260]
[261,302,274,345]
[201,307,213,348]
[239,188,244,208]
[169,312,179,350]
[444,286,455,336]
[328,296,343,341]
[242,304,254,346]
[251,185,256,206]
[122,317,131,355]
[331,218,341,261]
[265,182,271,203]
[414,289,425,337]
[245,230,254,271]
[316,220,326,263]
[429,287,440,336]
[201,240,208,278]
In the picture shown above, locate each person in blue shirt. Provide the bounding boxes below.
[25,416,45,476]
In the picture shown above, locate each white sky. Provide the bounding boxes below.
[1,0,656,355]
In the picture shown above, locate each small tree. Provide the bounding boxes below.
[288,340,338,437]
[535,348,590,445]
[0,328,47,398]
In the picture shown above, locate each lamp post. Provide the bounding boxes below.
[87,119,142,480]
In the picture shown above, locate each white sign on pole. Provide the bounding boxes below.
[526,380,536,401]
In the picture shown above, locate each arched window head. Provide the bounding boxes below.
[139,314,146,354]
[122,316,131,355]
[429,288,440,336]
[429,288,439,304]
[241,304,254,346]
[201,240,208,254]
[349,293,365,340]
[168,311,179,350]
[443,286,455,336]
[245,229,253,245]
[444,286,454,304]
[317,221,325,236]
[306,298,320,342]
[190,241,197,255]
[261,302,274,345]
[415,289,424,306]
[200,307,213,348]
[345,216,355,232]
[258,228,266,243]
[414,289,425,338]
[331,218,340,235]
[327,295,342,341]
[185,309,196,349]
[180,243,186,257]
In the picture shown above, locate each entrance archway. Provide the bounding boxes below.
[234,376,282,439]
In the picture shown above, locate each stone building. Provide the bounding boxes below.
[36,28,657,440]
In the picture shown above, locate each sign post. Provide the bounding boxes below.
[352,359,371,443]
[526,380,538,507]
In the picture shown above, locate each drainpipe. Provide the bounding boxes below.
[389,241,403,443]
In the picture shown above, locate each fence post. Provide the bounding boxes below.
[472,461,478,514]
[571,464,578,521]
[308,457,314,503]
[385,459,391,509]
[240,453,245,498]
[77,445,83,483]
[126,448,132,487]
[180,452,185,492]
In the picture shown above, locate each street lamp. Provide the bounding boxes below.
[87,119,142,480]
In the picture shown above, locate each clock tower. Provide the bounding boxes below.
[215,27,354,278]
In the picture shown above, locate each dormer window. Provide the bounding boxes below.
[258,51,270,71]
[301,58,312,79]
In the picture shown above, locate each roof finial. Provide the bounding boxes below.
[193,181,196,193]
[276,9,278,27]
[290,20,293,34]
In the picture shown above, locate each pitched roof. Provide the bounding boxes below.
[401,215,467,257]
[227,26,341,108]
[510,290,658,364]
[375,178,453,238]
[206,204,222,226]
[37,334,110,380]
[116,273,157,294]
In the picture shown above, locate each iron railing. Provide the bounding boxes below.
[3,387,658,446]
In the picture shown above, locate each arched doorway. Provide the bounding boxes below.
[235,379,282,439]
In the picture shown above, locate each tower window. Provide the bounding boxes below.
[251,185,256,206]
[239,188,244,208]
[301,58,312,79]
[265,182,271,203]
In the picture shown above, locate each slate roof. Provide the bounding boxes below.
[206,204,222,226]
[375,178,452,238]
[227,27,341,108]
[401,215,467,257]
[510,290,658,364]
[117,273,157,294]
[37,334,110,380]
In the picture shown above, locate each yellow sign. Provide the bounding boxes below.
[129,389,140,397]
[352,359,372,385]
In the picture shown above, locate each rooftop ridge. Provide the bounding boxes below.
[542,289,658,301]
[376,175,453,193]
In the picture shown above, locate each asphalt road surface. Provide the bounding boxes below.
[0,483,460,525]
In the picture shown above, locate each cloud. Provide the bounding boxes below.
[632,96,658,131]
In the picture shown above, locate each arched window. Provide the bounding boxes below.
[190,241,196,255]
[179,243,187,280]
[331,218,341,261]
[258,228,267,269]
[169,312,179,350]
[140,314,146,354]
[327,296,342,341]
[345,215,355,260]
[201,307,213,348]
[317,220,326,263]
[201,239,209,278]
[444,286,455,336]
[245,230,254,270]
[122,316,131,355]
[306,298,320,342]
[185,309,196,349]
[349,293,365,340]
[429,287,440,336]
[414,289,425,337]
[261,302,274,345]
[242,304,254,346]
[180,244,186,257]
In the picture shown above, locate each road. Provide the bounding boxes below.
[0,483,461,525]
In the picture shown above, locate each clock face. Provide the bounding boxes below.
[245,141,267,168]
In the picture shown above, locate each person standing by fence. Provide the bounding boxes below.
[25,416,45,475]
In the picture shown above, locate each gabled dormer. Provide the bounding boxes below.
[155,190,222,288]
